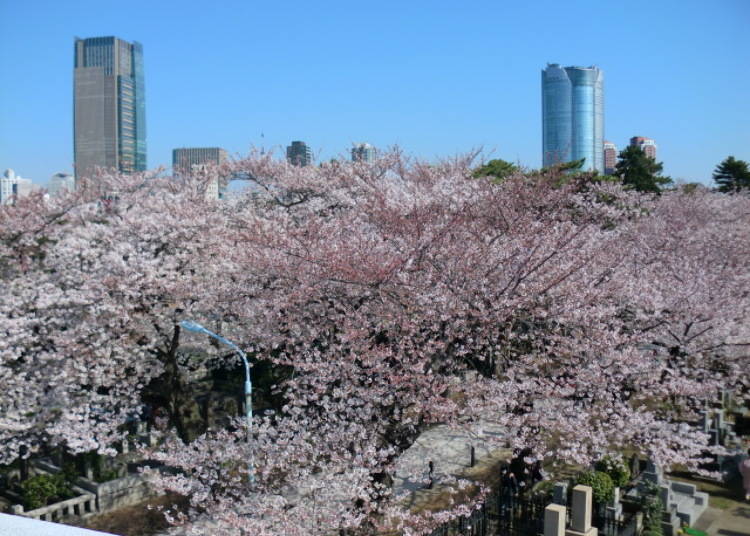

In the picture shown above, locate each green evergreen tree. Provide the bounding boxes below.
[614,145,672,193]
[713,156,750,193]
[473,159,519,181]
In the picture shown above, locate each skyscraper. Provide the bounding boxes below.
[173,147,228,200]
[286,141,312,167]
[603,141,617,175]
[542,64,604,172]
[629,136,657,160]
[74,36,146,179]
[351,143,377,163]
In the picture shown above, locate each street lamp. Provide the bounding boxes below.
[179,319,254,483]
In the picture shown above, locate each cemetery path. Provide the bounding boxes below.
[694,504,750,536]
[391,421,512,512]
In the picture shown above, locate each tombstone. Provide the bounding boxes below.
[606,486,622,521]
[629,454,640,479]
[553,482,568,506]
[642,459,663,486]
[566,485,598,536]
[659,484,681,536]
[659,484,672,509]
[717,411,727,445]
[544,503,566,536]
[700,410,711,433]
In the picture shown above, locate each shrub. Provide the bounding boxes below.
[21,473,72,510]
[595,456,631,488]
[576,470,614,503]
[640,481,664,536]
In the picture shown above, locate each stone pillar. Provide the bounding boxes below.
[545,503,566,536]
[11,504,24,515]
[566,485,598,536]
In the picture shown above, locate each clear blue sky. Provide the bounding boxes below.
[1,0,748,185]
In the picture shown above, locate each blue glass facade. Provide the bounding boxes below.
[542,64,603,172]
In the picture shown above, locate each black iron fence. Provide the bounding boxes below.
[430,487,639,536]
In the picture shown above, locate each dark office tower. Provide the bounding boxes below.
[74,36,146,179]
[286,141,312,167]
[542,64,604,172]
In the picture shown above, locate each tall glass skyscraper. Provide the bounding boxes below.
[74,36,146,178]
[542,64,604,172]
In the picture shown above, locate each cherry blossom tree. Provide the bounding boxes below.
[0,167,233,461]
[2,152,748,534]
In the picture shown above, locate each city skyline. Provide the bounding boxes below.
[1,0,748,186]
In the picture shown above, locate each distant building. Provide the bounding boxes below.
[286,141,312,167]
[48,172,75,197]
[172,147,228,200]
[603,141,617,175]
[351,143,377,163]
[173,147,228,173]
[1,169,35,204]
[630,136,657,160]
[74,36,146,179]
[542,64,604,172]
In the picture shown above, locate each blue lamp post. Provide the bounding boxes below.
[179,320,254,483]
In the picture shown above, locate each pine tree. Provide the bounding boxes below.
[614,145,672,193]
[713,156,750,193]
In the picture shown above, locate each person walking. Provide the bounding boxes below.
[740,448,750,501]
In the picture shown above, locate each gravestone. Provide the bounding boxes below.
[553,482,568,506]
[567,485,598,536]
[605,486,622,521]
[544,503,566,536]
[641,460,663,486]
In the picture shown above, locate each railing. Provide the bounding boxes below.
[11,488,96,522]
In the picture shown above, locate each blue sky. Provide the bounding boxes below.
[1,0,748,185]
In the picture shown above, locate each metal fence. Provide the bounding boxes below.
[430,487,639,536]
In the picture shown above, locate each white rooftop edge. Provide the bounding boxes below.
[0,513,117,536]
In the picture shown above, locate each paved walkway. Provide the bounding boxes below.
[391,421,511,511]
[694,504,750,536]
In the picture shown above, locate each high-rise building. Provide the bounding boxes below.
[173,147,228,200]
[629,136,657,160]
[74,36,146,179]
[351,143,377,163]
[603,141,617,175]
[48,172,76,197]
[286,141,312,167]
[542,64,604,172]
[1,169,35,204]
[172,147,228,174]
